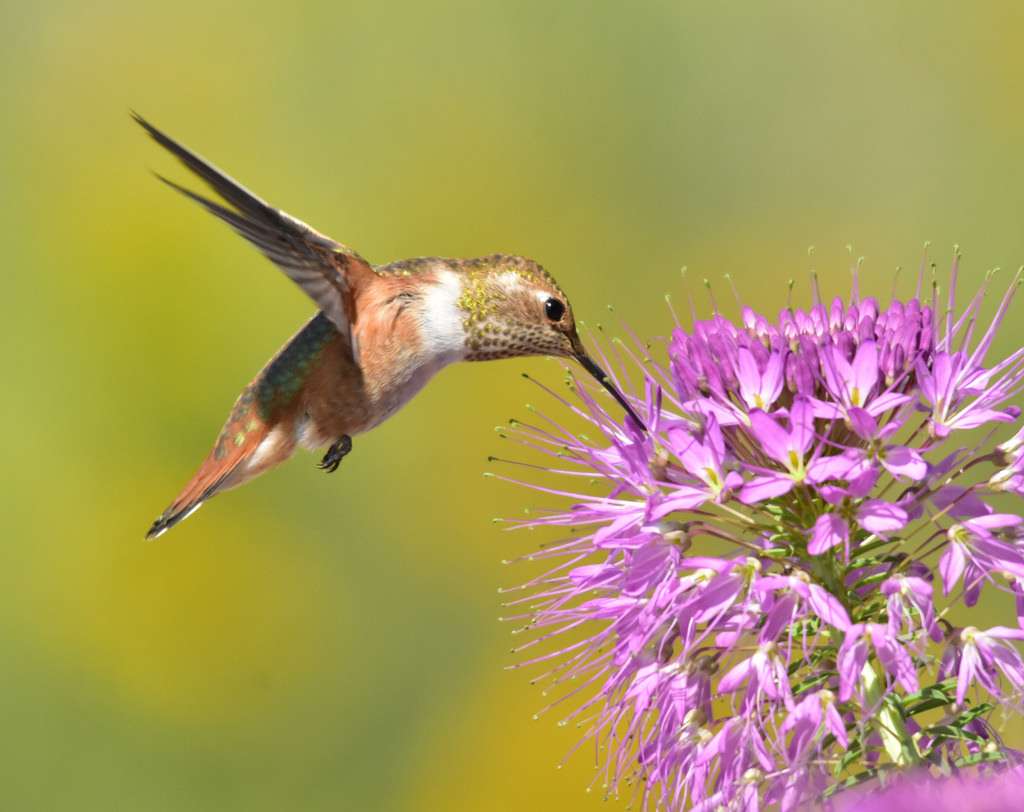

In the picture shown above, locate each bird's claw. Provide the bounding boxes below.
[319,435,352,473]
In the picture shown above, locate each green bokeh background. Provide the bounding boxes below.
[4,2,1024,809]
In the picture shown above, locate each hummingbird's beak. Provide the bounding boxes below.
[572,347,646,431]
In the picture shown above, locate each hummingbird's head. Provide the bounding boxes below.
[456,254,643,426]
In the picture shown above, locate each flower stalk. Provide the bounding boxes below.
[860,661,920,767]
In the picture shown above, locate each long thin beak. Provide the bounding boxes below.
[573,350,646,431]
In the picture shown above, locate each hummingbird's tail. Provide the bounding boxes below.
[145,389,295,539]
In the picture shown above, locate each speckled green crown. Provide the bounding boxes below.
[456,255,572,361]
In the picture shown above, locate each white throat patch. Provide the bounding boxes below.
[419,270,468,362]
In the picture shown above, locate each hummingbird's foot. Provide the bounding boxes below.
[319,435,352,473]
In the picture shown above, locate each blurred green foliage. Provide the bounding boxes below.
[3,1,1024,809]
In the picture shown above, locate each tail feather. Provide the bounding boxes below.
[145,388,285,540]
[145,465,243,540]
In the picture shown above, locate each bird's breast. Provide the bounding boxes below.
[348,274,468,430]
[356,330,463,429]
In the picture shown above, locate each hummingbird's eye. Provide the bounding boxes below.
[544,297,566,322]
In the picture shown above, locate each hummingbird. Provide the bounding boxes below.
[135,114,641,540]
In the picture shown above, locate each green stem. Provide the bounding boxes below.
[860,661,921,767]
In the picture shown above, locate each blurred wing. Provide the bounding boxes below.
[134,112,376,345]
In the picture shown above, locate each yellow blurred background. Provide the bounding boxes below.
[4,1,1024,809]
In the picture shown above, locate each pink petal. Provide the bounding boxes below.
[932,486,993,519]
[823,345,853,400]
[956,643,980,706]
[939,542,966,595]
[705,414,726,462]
[747,410,791,464]
[967,513,1024,531]
[790,397,815,457]
[650,488,708,519]
[807,451,864,483]
[880,445,928,481]
[718,657,754,693]
[594,511,643,546]
[736,348,761,404]
[850,340,879,405]
[810,398,843,420]
[809,513,849,555]
[984,625,1024,641]
[865,392,912,415]
[949,407,1018,431]
[857,500,908,534]
[846,407,878,440]
[739,473,794,504]
[807,583,852,631]
[871,626,919,694]
[837,632,868,702]
[846,468,880,498]
[762,353,785,408]
[824,701,848,748]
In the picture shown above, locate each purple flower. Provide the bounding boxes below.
[781,689,848,761]
[654,415,743,515]
[882,573,940,642]
[917,351,1022,438]
[735,347,786,411]
[501,255,1024,809]
[754,572,852,633]
[939,514,1024,602]
[952,625,1024,705]
[718,640,794,710]
[838,769,1024,811]
[837,623,919,702]
[846,407,928,481]
[991,432,1024,495]
[809,511,851,557]
[819,340,911,417]
[739,398,816,503]
[807,469,908,559]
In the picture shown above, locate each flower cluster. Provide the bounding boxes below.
[498,254,1024,809]
[837,766,1024,811]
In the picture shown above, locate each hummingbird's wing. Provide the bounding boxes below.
[133,113,376,350]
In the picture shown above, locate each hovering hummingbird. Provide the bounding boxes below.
[136,114,641,539]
